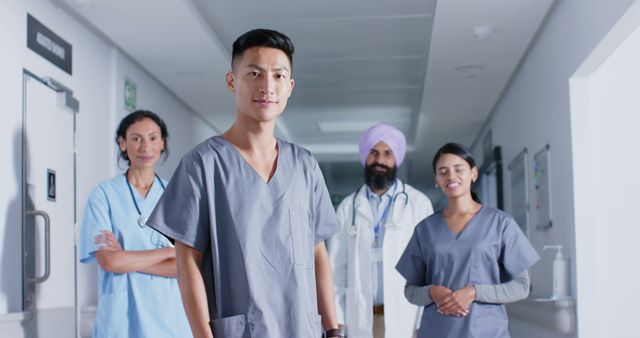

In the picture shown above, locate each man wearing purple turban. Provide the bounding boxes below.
[327,124,434,338]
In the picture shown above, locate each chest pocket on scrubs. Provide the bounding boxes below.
[469,241,501,284]
[289,209,313,267]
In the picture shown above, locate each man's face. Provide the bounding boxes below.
[364,141,398,192]
[226,47,294,124]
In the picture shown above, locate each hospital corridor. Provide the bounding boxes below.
[1,0,639,337]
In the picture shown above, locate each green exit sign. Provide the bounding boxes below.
[124,78,137,111]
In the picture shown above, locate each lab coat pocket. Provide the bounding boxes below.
[289,209,313,267]
[211,313,249,337]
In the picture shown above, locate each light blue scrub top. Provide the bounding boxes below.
[79,175,191,338]
[396,206,539,338]
[147,136,340,338]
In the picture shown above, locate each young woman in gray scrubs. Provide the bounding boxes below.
[396,143,539,338]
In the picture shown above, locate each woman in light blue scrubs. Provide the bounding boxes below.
[396,143,539,338]
[79,110,190,338]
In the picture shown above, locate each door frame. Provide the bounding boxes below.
[569,2,640,337]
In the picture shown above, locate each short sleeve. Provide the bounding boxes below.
[395,225,427,286]
[309,159,340,244]
[147,154,211,252]
[79,186,112,264]
[500,217,540,276]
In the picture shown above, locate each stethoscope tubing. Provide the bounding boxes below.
[349,181,408,236]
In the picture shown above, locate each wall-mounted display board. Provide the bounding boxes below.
[534,144,552,230]
[508,148,529,236]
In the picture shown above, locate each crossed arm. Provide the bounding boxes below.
[94,230,177,277]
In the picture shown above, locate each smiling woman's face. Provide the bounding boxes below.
[434,153,478,199]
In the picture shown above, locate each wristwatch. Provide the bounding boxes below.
[325,328,345,338]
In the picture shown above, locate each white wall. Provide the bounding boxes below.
[111,51,219,178]
[470,0,636,337]
[0,0,216,326]
[0,0,26,317]
[570,3,640,337]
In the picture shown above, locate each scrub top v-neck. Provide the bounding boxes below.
[396,206,539,338]
[441,205,482,241]
[147,135,340,337]
[220,137,280,184]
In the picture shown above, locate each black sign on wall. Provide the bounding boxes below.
[27,14,73,75]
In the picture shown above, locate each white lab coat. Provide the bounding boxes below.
[327,180,434,338]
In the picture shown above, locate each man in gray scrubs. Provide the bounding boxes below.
[147,29,344,338]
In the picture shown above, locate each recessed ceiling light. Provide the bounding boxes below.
[473,25,494,41]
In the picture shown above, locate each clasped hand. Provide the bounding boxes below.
[429,285,476,317]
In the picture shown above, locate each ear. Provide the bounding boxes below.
[226,71,235,92]
[471,167,479,182]
[117,136,126,152]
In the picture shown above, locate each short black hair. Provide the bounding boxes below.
[231,28,294,70]
[432,142,476,173]
[115,110,169,166]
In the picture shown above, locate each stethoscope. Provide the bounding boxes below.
[124,170,165,228]
[348,180,408,237]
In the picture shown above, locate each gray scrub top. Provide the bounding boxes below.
[396,206,539,338]
[147,136,340,338]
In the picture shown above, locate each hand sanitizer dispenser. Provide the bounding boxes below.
[543,245,568,299]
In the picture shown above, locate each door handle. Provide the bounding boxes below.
[26,210,51,283]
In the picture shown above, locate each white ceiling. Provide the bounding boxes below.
[57,0,555,189]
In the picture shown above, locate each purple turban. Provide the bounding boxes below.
[358,124,407,166]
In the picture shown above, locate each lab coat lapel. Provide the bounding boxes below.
[353,184,374,224]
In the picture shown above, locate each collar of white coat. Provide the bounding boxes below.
[354,179,404,219]
[364,180,398,202]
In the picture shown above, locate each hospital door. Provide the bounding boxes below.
[23,70,78,337]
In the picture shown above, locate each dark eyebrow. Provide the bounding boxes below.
[246,64,290,73]
[437,164,466,171]
[272,66,290,73]
[246,64,265,72]
[129,131,160,137]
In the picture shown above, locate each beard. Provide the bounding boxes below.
[365,163,397,192]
